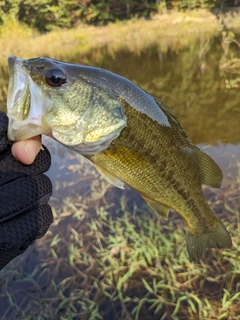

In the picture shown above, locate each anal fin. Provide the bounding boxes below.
[142,196,170,220]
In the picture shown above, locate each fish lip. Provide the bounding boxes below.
[7,56,16,109]
[7,56,50,141]
[7,56,29,141]
[8,55,16,76]
[7,56,29,116]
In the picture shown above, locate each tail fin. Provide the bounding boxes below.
[187,219,232,262]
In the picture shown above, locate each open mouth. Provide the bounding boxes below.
[7,56,30,121]
[7,56,51,141]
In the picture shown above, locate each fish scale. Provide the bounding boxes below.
[89,99,208,221]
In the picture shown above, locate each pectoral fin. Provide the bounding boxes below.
[94,163,125,189]
[142,196,170,220]
[193,146,223,188]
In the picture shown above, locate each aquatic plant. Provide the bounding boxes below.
[0,152,239,319]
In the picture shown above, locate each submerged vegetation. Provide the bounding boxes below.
[0,151,239,319]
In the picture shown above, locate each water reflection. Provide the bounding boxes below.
[0,32,240,319]
[1,34,240,145]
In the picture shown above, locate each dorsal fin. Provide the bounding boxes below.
[193,145,223,188]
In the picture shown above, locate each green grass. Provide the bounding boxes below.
[1,9,239,68]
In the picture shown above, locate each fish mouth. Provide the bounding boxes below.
[8,56,30,121]
[7,56,51,141]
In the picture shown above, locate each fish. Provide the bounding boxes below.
[7,55,232,261]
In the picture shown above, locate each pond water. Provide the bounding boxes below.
[0,32,240,319]
[41,33,240,196]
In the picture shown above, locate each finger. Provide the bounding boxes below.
[0,174,52,222]
[0,112,8,134]
[0,204,53,248]
[0,112,10,152]
[0,203,53,270]
[11,136,42,165]
[0,146,51,186]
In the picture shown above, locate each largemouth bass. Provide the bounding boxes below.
[7,56,232,261]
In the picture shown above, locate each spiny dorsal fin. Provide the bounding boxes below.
[94,163,125,189]
[187,218,232,262]
[193,145,223,188]
[142,196,170,220]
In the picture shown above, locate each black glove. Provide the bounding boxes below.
[0,112,53,270]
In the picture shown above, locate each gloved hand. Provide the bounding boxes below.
[0,112,53,270]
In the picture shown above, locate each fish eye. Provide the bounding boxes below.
[45,68,67,87]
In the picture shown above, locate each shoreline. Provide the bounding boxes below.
[1,9,240,66]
